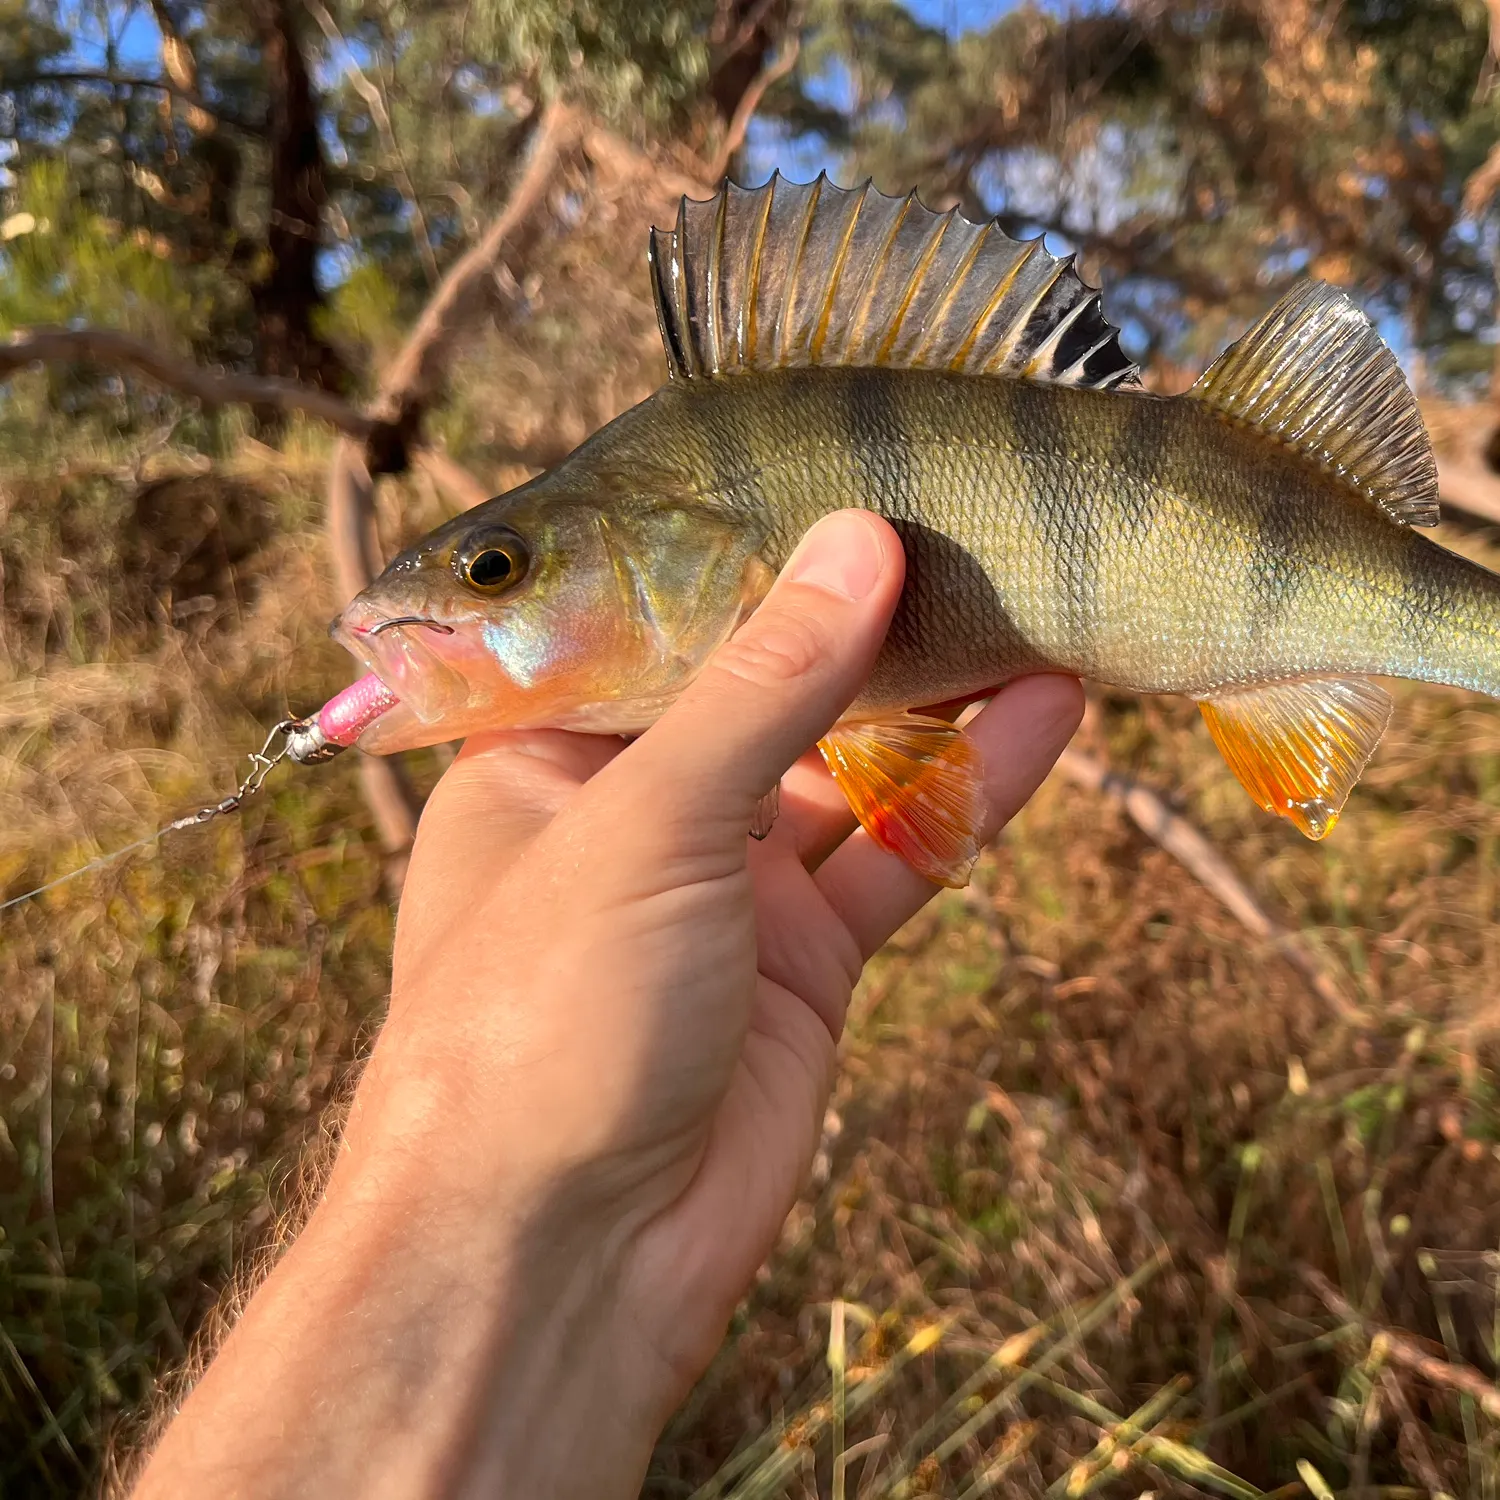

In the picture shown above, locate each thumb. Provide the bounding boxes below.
[616,509,905,844]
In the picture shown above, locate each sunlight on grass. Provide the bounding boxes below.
[4,441,1500,1495]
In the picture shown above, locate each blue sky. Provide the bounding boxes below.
[70,0,1027,72]
[900,0,1019,35]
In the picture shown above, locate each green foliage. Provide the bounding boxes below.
[4,0,1500,405]
[0,162,217,339]
[0,0,66,77]
[465,0,713,123]
[1347,0,1492,123]
[316,257,404,374]
[5,1,1500,1495]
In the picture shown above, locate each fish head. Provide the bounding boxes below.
[331,473,774,753]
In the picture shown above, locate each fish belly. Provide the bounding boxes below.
[663,368,1500,710]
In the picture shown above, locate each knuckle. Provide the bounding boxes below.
[712,609,829,690]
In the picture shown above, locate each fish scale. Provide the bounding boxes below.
[332,175,1500,880]
[587,366,1499,704]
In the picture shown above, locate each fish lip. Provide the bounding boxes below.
[331,605,470,724]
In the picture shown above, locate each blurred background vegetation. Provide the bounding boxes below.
[6,0,1500,1494]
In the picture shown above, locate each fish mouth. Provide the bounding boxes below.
[332,605,472,724]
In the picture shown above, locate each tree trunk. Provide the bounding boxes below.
[249,0,345,396]
[709,0,792,126]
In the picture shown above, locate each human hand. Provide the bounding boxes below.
[136,510,1082,1500]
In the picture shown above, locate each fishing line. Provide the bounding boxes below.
[2,671,397,915]
[0,717,314,916]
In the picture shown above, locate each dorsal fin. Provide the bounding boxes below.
[648,173,1139,391]
[1188,281,1439,527]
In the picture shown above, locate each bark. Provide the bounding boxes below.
[326,440,422,871]
[0,327,371,435]
[326,440,386,603]
[708,35,800,181]
[316,107,577,876]
[1438,450,1500,527]
[365,102,576,465]
[709,0,792,126]
[414,449,492,510]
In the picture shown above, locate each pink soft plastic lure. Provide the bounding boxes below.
[281,673,399,763]
[318,674,398,747]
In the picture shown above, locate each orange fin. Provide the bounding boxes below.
[818,714,985,886]
[1199,676,1393,839]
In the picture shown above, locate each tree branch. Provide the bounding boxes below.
[0,103,603,880]
[1462,139,1500,218]
[3,70,264,136]
[1055,748,1366,1025]
[315,106,577,876]
[1376,1367,1448,1495]
[0,327,373,436]
[146,0,215,135]
[325,436,422,877]
[706,32,800,180]
[303,0,440,287]
[414,448,492,510]
[1303,1267,1500,1421]
[371,99,577,427]
[1438,451,1500,526]
[582,125,715,202]
[1430,409,1500,526]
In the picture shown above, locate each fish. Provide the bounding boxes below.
[331,172,1498,887]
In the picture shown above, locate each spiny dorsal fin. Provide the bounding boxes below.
[1188,281,1439,527]
[648,173,1139,391]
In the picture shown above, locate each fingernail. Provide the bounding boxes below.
[783,512,884,600]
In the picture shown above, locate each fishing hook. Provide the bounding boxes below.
[365,616,455,637]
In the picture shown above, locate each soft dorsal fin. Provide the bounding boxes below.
[648,173,1139,391]
[1188,281,1439,527]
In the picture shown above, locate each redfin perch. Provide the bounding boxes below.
[333,174,1493,886]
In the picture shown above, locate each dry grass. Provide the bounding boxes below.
[645,606,1500,1495]
[4,424,1500,1496]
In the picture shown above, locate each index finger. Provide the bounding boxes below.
[410,729,627,886]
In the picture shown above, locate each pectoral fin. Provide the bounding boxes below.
[818,714,985,886]
[1199,676,1393,839]
[750,783,780,840]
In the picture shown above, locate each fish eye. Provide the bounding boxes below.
[455,530,529,594]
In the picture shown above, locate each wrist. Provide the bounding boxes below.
[140,1138,676,1500]
[309,1149,677,1498]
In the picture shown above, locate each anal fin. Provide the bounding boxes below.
[818,713,985,887]
[1198,676,1392,839]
